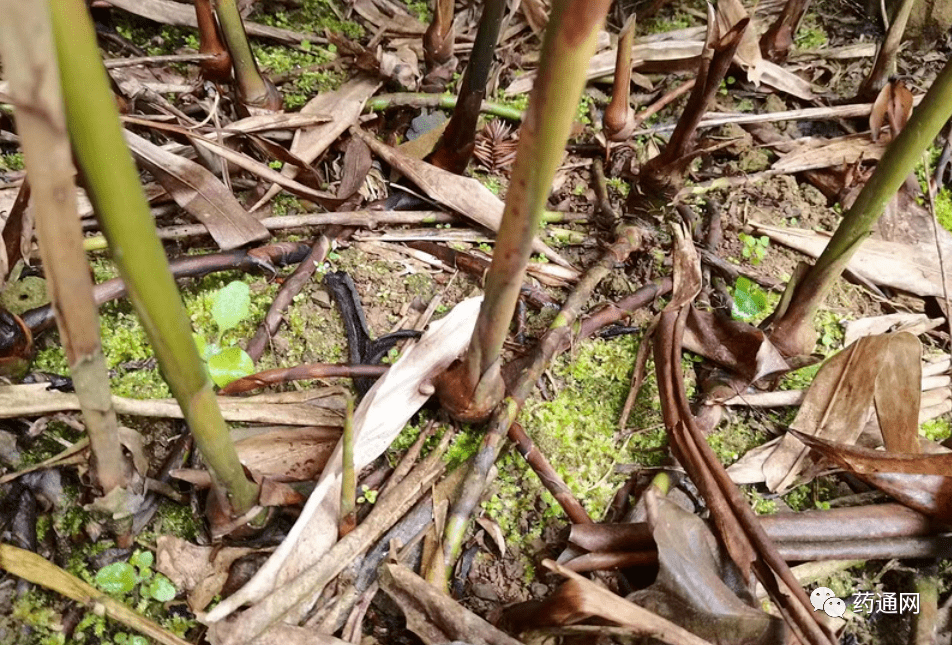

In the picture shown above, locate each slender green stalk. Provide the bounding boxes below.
[435,0,612,422]
[431,225,643,587]
[213,0,281,111]
[365,93,524,121]
[0,2,128,505]
[49,0,259,518]
[769,55,952,357]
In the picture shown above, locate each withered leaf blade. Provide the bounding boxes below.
[338,136,372,200]
[252,76,381,210]
[665,222,702,311]
[124,130,269,250]
[156,535,255,612]
[788,429,952,521]
[223,112,332,134]
[683,307,790,383]
[629,495,786,644]
[231,426,340,482]
[379,562,523,645]
[763,332,922,492]
[352,127,577,271]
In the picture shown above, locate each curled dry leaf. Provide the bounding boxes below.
[352,127,576,270]
[870,78,914,143]
[205,298,483,623]
[683,307,790,384]
[156,535,255,612]
[628,494,785,644]
[788,429,952,521]
[763,332,921,493]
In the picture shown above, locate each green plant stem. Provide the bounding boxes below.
[431,225,643,588]
[770,55,952,356]
[213,0,281,110]
[436,0,612,422]
[50,0,260,517]
[339,393,356,538]
[365,93,525,121]
[0,2,128,500]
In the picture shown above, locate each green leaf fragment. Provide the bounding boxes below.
[211,280,251,333]
[94,562,136,595]
[208,346,255,387]
[147,574,177,602]
[732,276,767,321]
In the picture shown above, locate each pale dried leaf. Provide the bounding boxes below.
[205,298,483,622]
[124,130,269,250]
[252,76,381,210]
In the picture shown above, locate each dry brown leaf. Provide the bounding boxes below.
[521,0,551,35]
[337,136,373,200]
[155,536,255,612]
[251,76,380,210]
[683,307,790,383]
[763,332,921,493]
[628,494,785,644]
[205,298,483,622]
[106,0,326,46]
[772,134,889,174]
[223,113,331,134]
[789,430,952,521]
[124,130,269,250]
[379,563,524,645]
[351,0,426,35]
[353,127,576,271]
[753,222,952,299]
[230,426,339,482]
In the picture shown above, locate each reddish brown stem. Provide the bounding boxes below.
[194,0,232,83]
[759,0,811,62]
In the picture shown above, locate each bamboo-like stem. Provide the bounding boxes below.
[195,0,232,83]
[0,2,128,502]
[430,0,506,175]
[857,0,917,100]
[769,55,952,357]
[435,0,613,423]
[339,393,356,539]
[636,8,748,200]
[429,0,507,174]
[431,225,643,588]
[213,0,282,111]
[366,93,525,121]
[604,16,636,142]
[49,0,260,518]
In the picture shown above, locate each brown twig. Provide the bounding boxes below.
[246,236,331,363]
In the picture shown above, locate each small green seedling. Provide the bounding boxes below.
[739,233,769,265]
[731,276,768,321]
[84,550,177,644]
[194,280,255,388]
[94,550,177,604]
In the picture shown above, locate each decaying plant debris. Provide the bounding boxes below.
[0,1,951,644]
